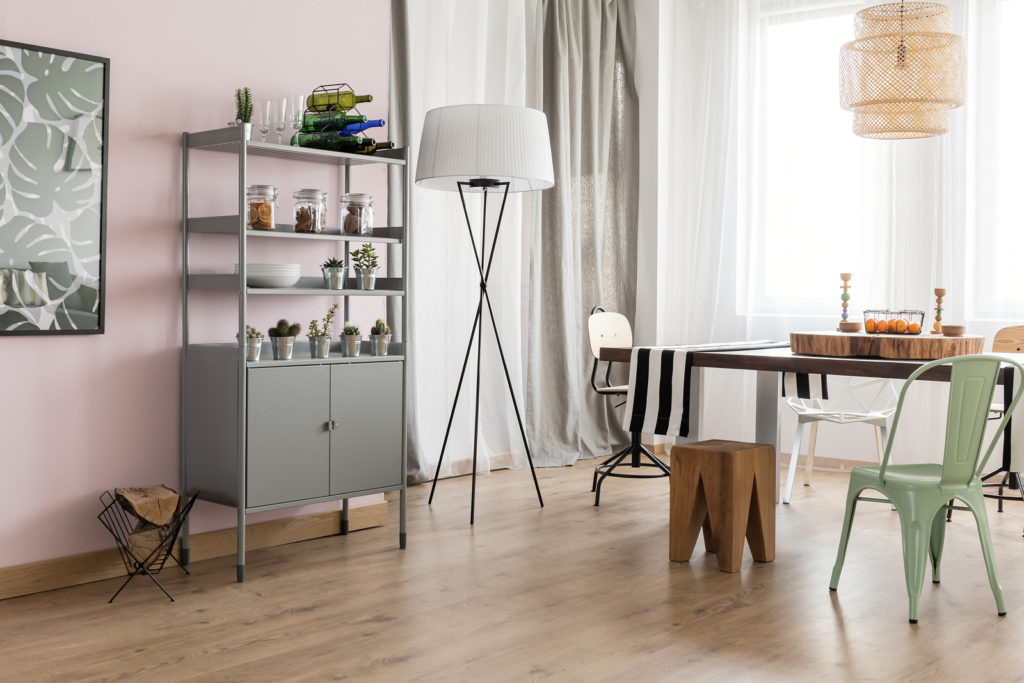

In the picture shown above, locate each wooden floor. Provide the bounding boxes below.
[4,462,1024,681]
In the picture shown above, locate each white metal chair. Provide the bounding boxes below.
[783,376,900,504]
[587,306,670,505]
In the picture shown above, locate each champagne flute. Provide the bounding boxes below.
[257,101,271,142]
[274,97,287,144]
[289,95,303,146]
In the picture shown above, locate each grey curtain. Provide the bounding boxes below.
[525,0,639,466]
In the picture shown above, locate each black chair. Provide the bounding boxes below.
[588,305,669,505]
[97,490,197,603]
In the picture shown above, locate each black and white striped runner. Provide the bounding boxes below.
[623,341,790,437]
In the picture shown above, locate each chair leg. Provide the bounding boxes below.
[830,484,861,590]
[803,422,819,487]
[964,493,1007,616]
[593,443,632,493]
[874,425,885,465]
[929,505,947,584]
[895,500,931,624]
[784,422,806,504]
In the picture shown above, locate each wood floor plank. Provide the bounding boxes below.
[3,463,1024,681]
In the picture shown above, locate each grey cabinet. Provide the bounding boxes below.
[331,362,404,494]
[181,125,409,583]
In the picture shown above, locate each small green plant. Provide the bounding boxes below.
[370,318,390,336]
[352,243,379,271]
[245,325,263,339]
[322,257,345,269]
[308,303,339,338]
[268,318,301,338]
[343,321,360,336]
[234,87,253,123]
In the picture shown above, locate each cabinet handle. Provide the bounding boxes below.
[327,420,339,431]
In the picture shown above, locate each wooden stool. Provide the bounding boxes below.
[669,439,775,572]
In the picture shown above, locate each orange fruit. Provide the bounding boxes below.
[895,319,909,334]
[865,318,876,333]
[888,319,898,333]
[909,322,921,334]
[876,319,888,333]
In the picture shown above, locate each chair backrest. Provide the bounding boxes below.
[992,325,1024,353]
[588,308,632,359]
[881,355,1024,488]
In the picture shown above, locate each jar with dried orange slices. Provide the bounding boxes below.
[246,184,278,231]
[863,309,887,333]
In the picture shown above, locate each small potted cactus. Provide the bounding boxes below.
[307,303,338,359]
[267,318,302,360]
[369,318,392,356]
[243,324,263,362]
[351,243,379,290]
[321,256,345,290]
[342,321,361,357]
[232,87,253,139]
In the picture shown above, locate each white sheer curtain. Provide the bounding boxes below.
[391,0,531,483]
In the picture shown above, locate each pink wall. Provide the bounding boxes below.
[0,0,392,567]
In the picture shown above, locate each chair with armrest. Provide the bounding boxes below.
[829,354,1024,623]
[587,305,669,506]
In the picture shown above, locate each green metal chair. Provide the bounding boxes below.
[829,354,1024,623]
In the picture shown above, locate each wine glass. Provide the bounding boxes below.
[273,97,287,144]
[289,95,304,146]
[257,101,271,142]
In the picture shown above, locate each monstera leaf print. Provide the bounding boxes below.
[21,50,102,122]
[9,122,95,216]
[70,207,100,279]
[0,308,40,332]
[0,215,71,265]
[0,50,26,143]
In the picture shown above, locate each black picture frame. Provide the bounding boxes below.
[0,38,108,335]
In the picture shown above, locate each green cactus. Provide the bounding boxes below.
[371,318,390,336]
[245,325,262,339]
[343,321,360,336]
[352,243,379,271]
[268,318,300,338]
[321,257,345,269]
[234,87,253,123]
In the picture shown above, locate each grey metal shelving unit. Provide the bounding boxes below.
[180,125,409,582]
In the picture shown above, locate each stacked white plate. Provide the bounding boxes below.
[234,263,301,288]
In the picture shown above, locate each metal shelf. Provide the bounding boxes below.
[188,342,404,367]
[188,275,404,296]
[188,216,403,243]
[186,127,407,166]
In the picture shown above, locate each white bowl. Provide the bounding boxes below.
[246,273,301,288]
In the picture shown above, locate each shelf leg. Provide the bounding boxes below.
[237,507,246,583]
[341,499,350,535]
[400,487,407,549]
[180,516,190,566]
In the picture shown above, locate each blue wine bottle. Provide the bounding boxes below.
[337,119,385,134]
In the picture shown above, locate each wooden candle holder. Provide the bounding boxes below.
[931,288,946,335]
[837,273,862,332]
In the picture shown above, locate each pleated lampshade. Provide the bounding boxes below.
[415,104,555,193]
[839,2,965,139]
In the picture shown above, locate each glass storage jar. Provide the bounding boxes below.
[293,188,327,233]
[246,184,277,231]
[342,193,373,235]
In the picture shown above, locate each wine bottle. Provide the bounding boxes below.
[353,141,395,155]
[306,91,373,112]
[291,132,367,151]
[336,119,385,134]
[301,111,368,133]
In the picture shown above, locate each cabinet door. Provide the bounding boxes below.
[330,361,403,495]
[247,365,331,508]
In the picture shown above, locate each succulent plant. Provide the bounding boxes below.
[343,321,360,336]
[308,303,339,337]
[322,257,345,269]
[245,325,263,339]
[352,243,379,271]
[234,87,253,124]
[370,318,390,336]
[268,318,301,338]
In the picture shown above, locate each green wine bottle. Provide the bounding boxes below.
[306,91,373,112]
[291,132,367,151]
[301,111,368,133]
[353,141,395,154]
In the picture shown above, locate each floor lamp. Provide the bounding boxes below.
[415,104,555,524]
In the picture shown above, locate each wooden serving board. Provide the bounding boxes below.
[790,331,984,360]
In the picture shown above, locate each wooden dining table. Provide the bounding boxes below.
[599,345,1016,502]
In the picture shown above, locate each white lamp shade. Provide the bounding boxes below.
[415,104,555,193]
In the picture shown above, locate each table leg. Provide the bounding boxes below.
[755,371,782,504]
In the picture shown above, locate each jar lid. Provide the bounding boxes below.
[247,184,278,195]
[342,192,372,204]
[294,188,326,199]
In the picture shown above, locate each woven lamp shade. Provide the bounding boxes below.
[839,2,965,139]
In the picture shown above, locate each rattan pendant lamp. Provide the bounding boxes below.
[840,1,965,139]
